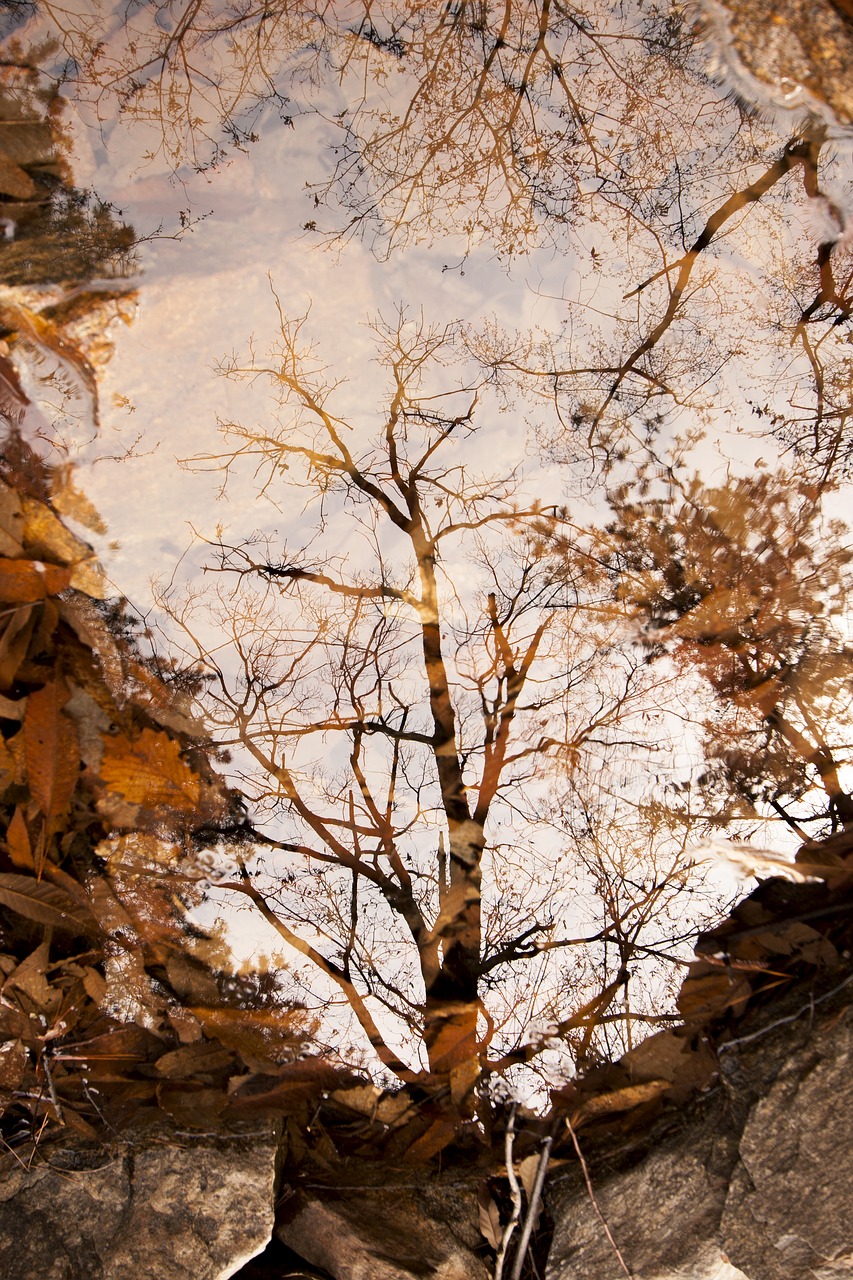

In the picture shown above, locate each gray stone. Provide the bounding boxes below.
[0,1121,280,1280]
[546,1005,853,1279]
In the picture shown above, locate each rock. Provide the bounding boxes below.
[276,1179,490,1280]
[546,999,853,1278]
[0,1120,280,1279]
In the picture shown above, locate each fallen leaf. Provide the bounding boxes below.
[519,1153,540,1202]
[20,496,94,567]
[154,1041,234,1079]
[24,679,80,827]
[0,603,36,688]
[478,1183,502,1250]
[0,153,37,200]
[188,1005,308,1065]
[569,1079,669,1129]
[0,557,72,603]
[4,941,53,1010]
[100,728,201,813]
[0,872,89,932]
[0,1039,28,1091]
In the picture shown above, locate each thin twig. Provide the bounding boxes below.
[510,1134,553,1280]
[718,969,853,1054]
[564,1116,632,1278]
[494,1105,522,1280]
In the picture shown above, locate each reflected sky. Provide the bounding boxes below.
[2,0,852,1087]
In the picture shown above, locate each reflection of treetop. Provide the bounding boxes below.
[26,0,853,476]
[165,304,679,1085]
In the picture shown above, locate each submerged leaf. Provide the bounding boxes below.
[24,679,80,826]
[100,728,201,812]
[0,872,89,931]
[0,557,72,603]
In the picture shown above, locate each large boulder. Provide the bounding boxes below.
[0,1120,280,1280]
[546,994,853,1279]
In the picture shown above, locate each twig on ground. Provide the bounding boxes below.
[564,1115,632,1278]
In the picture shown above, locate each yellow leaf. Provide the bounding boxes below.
[100,728,201,812]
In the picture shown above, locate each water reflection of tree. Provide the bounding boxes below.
[8,1,853,1096]
[26,1,853,473]
[159,304,707,1091]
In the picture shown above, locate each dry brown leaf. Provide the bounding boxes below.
[100,728,201,813]
[0,1039,28,1091]
[3,941,53,1010]
[0,872,89,932]
[569,1079,670,1129]
[24,679,80,827]
[5,805,33,870]
[478,1183,502,1250]
[0,603,36,688]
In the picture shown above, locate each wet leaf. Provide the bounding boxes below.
[100,728,201,812]
[676,967,752,1021]
[188,1005,308,1065]
[0,872,89,931]
[0,557,72,603]
[0,482,24,556]
[154,1041,234,1078]
[0,692,25,720]
[0,1039,28,1091]
[449,1055,479,1107]
[24,679,80,827]
[0,738,17,796]
[82,966,106,1005]
[569,1079,670,1129]
[156,1081,227,1129]
[20,496,94,567]
[0,152,37,200]
[401,1116,457,1163]
[0,603,36,688]
[60,1108,100,1140]
[3,941,52,1011]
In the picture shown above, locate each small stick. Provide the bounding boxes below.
[564,1116,632,1278]
[494,1105,522,1280]
[510,1134,553,1280]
